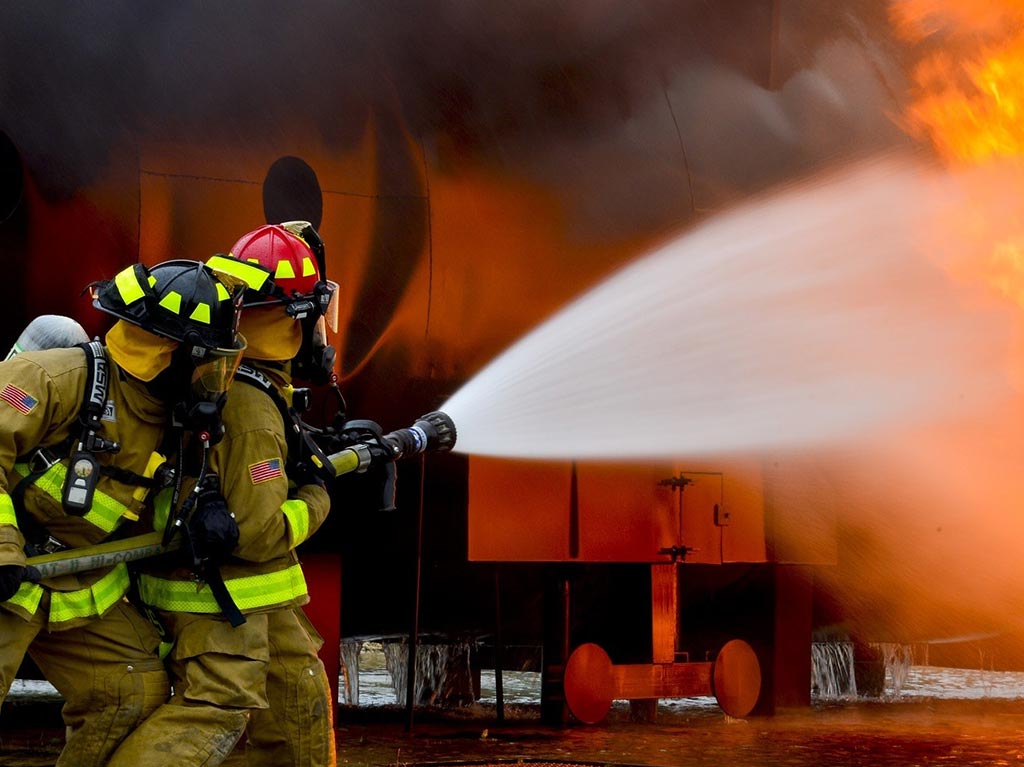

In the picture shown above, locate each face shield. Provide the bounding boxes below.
[322,280,340,333]
[188,335,247,404]
[293,284,339,385]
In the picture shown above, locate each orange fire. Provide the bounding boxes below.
[894,0,1024,163]
[820,1,1024,646]
[892,1,1024,309]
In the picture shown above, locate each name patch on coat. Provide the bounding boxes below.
[249,458,283,484]
[1,384,38,414]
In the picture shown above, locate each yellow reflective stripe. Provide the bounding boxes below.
[301,256,316,277]
[4,565,129,622]
[281,499,310,548]
[159,291,182,314]
[28,463,131,534]
[275,259,296,279]
[114,266,146,305]
[208,254,271,292]
[138,564,308,613]
[0,494,16,527]
[152,487,173,532]
[4,581,43,613]
[189,303,211,324]
[50,564,130,625]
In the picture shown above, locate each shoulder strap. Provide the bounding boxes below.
[235,364,300,459]
[62,342,119,514]
[234,364,334,480]
[78,340,108,430]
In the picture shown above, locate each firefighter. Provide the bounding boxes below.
[0,259,245,767]
[108,223,342,767]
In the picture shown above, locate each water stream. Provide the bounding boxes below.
[443,154,1018,461]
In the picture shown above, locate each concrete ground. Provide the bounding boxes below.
[2,698,1024,766]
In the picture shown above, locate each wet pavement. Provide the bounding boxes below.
[3,698,1024,766]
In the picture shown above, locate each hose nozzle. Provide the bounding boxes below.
[383,411,457,460]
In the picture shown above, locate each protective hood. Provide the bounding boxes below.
[239,305,302,362]
[105,319,178,382]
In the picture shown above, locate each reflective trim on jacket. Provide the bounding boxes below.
[15,461,135,534]
[0,494,15,527]
[137,563,308,614]
[3,562,131,629]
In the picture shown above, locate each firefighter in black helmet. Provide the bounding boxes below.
[93,259,247,416]
[0,259,245,767]
[109,226,339,767]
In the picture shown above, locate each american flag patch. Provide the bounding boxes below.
[249,458,283,484]
[1,384,38,414]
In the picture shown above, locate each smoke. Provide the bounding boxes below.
[0,0,905,209]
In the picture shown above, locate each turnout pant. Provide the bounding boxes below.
[242,606,335,767]
[0,597,169,767]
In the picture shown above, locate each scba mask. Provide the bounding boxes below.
[174,332,247,444]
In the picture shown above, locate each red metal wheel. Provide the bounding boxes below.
[711,638,762,718]
[563,642,614,724]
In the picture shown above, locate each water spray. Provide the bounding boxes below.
[441,156,1019,460]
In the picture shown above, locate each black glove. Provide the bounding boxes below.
[366,441,396,469]
[289,460,326,489]
[0,564,39,602]
[186,488,239,565]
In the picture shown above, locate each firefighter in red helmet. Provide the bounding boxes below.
[109,223,341,767]
[0,260,245,767]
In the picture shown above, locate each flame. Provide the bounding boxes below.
[894,1,1024,164]
[891,1,1024,316]
[823,2,1024,645]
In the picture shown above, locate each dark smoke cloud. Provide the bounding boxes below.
[0,1,906,203]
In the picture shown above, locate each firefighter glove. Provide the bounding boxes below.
[367,441,396,469]
[0,564,39,602]
[187,488,239,565]
[289,460,326,489]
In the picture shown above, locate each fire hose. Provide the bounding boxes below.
[24,411,457,580]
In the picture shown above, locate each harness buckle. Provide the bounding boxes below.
[28,448,60,474]
[39,535,68,554]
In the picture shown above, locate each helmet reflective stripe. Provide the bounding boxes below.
[207,254,273,293]
[275,259,296,280]
[155,290,212,324]
[159,291,182,314]
[114,265,147,305]
[189,304,211,324]
[302,257,316,277]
